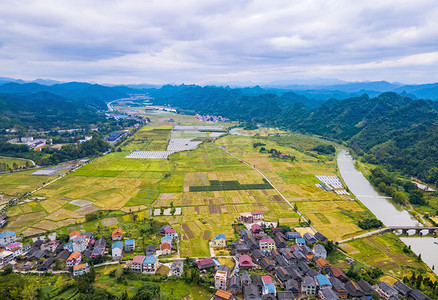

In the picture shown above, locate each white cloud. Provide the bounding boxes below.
[0,0,438,84]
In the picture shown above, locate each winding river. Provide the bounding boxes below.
[337,150,438,275]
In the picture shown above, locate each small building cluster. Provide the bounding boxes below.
[128,224,179,275]
[0,227,137,276]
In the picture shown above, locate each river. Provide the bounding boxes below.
[337,150,438,275]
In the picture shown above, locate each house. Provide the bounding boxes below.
[38,257,55,271]
[112,241,123,260]
[244,284,261,300]
[165,228,178,239]
[41,240,59,252]
[145,245,156,256]
[261,276,276,296]
[215,270,228,290]
[296,238,306,247]
[161,236,173,244]
[251,249,265,261]
[277,291,295,300]
[239,254,254,268]
[329,277,348,298]
[258,257,275,272]
[319,287,339,300]
[274,234,286,248]
[259,238,276,251]
[286,266,303,282]
[229,274,242,295]
[112,228,123,241]
[345,281,364,299]
[0,250,14,266]
[142,255,158,273]
[84,232,94,240]
[0,231,16,246]
[170,261,183,276]
[160,242,172,255]
[293,249,307,261]
[251,274,264,294]
[280,248,294,261]
[376,282,398,300]
[91,239,106,258]
[316,274,332,289]
[409,289,430,300]
[218,264,231,277]
[239,212,253,224]
[357,279,375,297]
[125,239,135,252]
[393,280,412,298]
[159,224,172,235]
[66,252,82,267]
[241,270,251,286]
[313,244,327,259]
[303,232,317,244]
[275,266,291,283]
[56,250,70,262]
[63,242,73,252]
[314,232,328,242]
[273,254,289,267]
[211,234,227,248]
[328,268,349,282]
[69,230,80,240]
[5,242,23,257]
[214,289,235,300]
[23,244,31,252]
[72,236,88,253]
[301,275,317,295]
[251,224,263,234]
[197,257,216,270]
[73,263,89,276]
[0,214,8,227]
[252,211,264,220]
[132,255,146,272]
[316,257,331,269]
[285,232,301,240]
[285,279,300,295]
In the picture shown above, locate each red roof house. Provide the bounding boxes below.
[239,254,254,268]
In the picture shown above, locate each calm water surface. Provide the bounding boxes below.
[337,150,438,275]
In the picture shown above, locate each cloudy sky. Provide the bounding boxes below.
[1,0,438,84]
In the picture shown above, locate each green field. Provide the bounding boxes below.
[340,232,436,280]
[1,111,379,254]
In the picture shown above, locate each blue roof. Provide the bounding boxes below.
[0,231,15,238]
[125,239,135,245]
[162,236,172,240]
[143,256,157,264]
[112,241,123,249]
[297,238,305,244]
[212,258,221,267]
[215,234,225,240]
[316,274,331,286]
[264,282,276,294]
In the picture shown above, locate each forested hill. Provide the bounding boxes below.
[153,87,438,184]
[0,92,106,130]
[0,82,128,109]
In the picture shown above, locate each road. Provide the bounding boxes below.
[337,227,389,244]
[212,141,315,232]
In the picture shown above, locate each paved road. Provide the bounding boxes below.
[212,141,315,232]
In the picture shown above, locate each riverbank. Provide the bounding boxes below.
[337,150,438,276]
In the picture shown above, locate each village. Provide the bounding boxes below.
[0,210,431,300]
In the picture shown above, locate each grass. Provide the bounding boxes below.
[342,232,437,280]
[0,169,58,197]
[0,157,32,169]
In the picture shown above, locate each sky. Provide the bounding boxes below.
[1,0,438,85]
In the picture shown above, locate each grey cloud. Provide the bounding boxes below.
[0,0,438,84]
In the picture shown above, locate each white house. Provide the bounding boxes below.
[112,241,123,260]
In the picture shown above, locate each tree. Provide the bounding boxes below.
[131,282,160,300]
[409,190,426,206]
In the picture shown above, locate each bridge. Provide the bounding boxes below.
[386,226,438,235]
[338,226,438,244]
